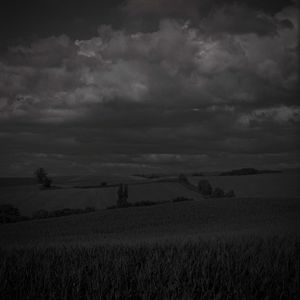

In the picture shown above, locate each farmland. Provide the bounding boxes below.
[0,171,299,299]
[1,237,299,299]
[0,194,299,247]
[188,169,300,198]
[0,180,202,216]
[0,170,299,216]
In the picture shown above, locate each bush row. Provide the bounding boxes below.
[198,179,235,198]
[0,204,96,224]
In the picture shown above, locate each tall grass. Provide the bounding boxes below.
[0,236,299,299]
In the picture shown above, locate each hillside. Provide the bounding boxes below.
[188,170,300,198]
[1,196,299,247]
[0,181,201,216]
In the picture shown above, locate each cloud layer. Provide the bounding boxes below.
[0,0,299,175]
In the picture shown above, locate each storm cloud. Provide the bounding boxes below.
[0,0,299,175]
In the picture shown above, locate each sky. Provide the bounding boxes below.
[0,0,299,176]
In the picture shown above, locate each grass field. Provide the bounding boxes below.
[0,181,201,216]
[1,170,299,216]
[1,196,299,246]
[188,170,300,198]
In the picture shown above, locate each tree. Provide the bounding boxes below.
[198,179,213,196]
[43,177,52,188]
[225,190,236,198]
[117,184,129,207]
[178,174,189,184]
[32,209,49,219]
[212,187,225,198]
[0,204,20,223]
[35,168,47,184]
[34,167,52,189]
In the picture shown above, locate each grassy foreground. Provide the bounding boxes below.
[0,236,299,299]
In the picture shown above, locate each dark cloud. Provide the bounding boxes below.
[122,0,295,34]
[0,0,299,175]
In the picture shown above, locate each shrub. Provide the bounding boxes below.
[132,201,157,207]
[225,190,236,197]
[0,204,20,216]
[117,184,129,207]
[198,180,213,196]
[41,177,52,189]
[85,206,96,213]
[172,197,193,202]
[192,172,203,177]
[0,204,20,223]
[212,187,225,198]
[34,167,47,184]
[35,167,52,189]
[32,210,49,219]
[178,174,189,183]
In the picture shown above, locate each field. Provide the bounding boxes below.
[1,170,299,216]
[0,197,299,246]
[1,237,299,299]
[0,171,300,299]
[0,179,201,216]
[188,169,300,198]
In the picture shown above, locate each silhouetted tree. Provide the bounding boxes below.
[124,184,128,198]
[34,167,52,188]
[32,209,49,219]
[198,179,213,196]
[117,184,129,207]
[225,190,236,197]
[178,174,189,184]
[35,168,47,184]
[0,204,20,223]
[212,187,225,198]
[43,177,52,188]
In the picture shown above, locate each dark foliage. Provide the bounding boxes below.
[0,204,29,223]
[133,174,162,179]
[35,167,52,189]
[108,200,161,209]
[32,209,49,219]
[212,187,225,198]
[117,184,129,207]
[34,168,47,184]
[178,173,189,184]
[172,197,194,202]
[32,207,96,220]
[191,172,203,177]
[220,168,282,176]
[225,190,236,198]
[198,180,213,196]
[42,177,52,189]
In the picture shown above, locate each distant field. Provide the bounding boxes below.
[1,171,299,216]
[1,196,299,247]
[188,170,300,198]
[0,181,201,216]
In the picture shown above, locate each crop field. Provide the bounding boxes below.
[1,171,299,216]
[0,236,299,299]
[188,170,300,198]
[0,181,200,216]
[1,196,299,247]
[1,172,299,299]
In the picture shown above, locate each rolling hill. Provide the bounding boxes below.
[0,181,201,216]
[0,196,299,247]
